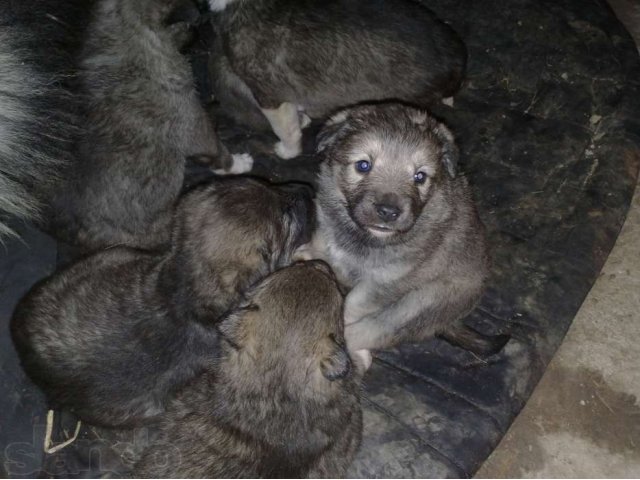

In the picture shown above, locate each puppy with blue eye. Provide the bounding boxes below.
[298,103,509,366]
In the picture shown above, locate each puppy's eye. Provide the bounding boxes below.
[414,171,427,184]
[355,160,372,173]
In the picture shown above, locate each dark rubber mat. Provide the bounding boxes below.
[1,0,639,477]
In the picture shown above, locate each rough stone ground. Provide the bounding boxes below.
[476,175,640,478]
[476,2,640,477]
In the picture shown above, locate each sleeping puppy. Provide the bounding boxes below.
[208,0,467,158]
[11,177,313,427]
[48,0,252,252]
[134,261,363,478]
[301,104,509,365]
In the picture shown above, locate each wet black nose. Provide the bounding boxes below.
[375,203,402,222]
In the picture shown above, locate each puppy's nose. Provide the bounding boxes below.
[375,203,402,222]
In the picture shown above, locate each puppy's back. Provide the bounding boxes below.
[222,0,466,114]
[10,250,172,421]
[48,0,229,251]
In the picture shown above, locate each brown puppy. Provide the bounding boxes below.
[208,0,467,159]
[47,0,252,252]
[302,103,509,364]
[135,260,363,478]
[11,177,313,427]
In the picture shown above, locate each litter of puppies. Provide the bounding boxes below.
[3,0,510,476]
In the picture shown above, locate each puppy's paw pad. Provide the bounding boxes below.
[274,141,301,159]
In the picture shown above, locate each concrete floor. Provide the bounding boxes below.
[476,4,640,477]
[476,177,640,477]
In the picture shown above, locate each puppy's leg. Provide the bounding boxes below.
[292,243,319,262]
[213,153,254,175]
[352,349,373,372]
[344,282,379,326]
[188,137,254,176]
[438,324,510,357]
[345,287,442,351]
[292,231,328,262]
[261,102,303,159]
[298,107,312,128]
[442,96,455,107]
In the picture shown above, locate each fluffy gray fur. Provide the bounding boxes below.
[48,0,243,252]
[0,15,79,238]
[208,0,466,157]
[134,261,363,478]
[11,177,313,427]
[305,103,508,357]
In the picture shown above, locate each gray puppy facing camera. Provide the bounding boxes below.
[303,103,509,361]
[11,177,313,427]
[134,260,363,478]
[208,0,467,159]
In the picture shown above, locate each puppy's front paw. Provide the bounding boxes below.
[213,153,254,175]
[344,308,362,326]
[299,111,312,129]
[293,243,315,262]
[352,349,373,372]
[229,153,254,174]
[442,96,455,107]
[274,140,302,159]
[344,292,372,326]
[345,321,370,351]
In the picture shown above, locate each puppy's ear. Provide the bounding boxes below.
[216,303,258,350]
[320,335,352,381]
[316,110,352,154]
[434,124,459,179]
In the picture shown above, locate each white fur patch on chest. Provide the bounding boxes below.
[208,0,236,11]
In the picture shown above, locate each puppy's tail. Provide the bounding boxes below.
[0,28,78,239]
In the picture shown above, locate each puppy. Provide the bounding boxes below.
[11,177,313,427]
[48,0,252,252]
[302,104,509,363]
[134,261,363,478]
[0,0,86,238]
[208,0,467,158]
